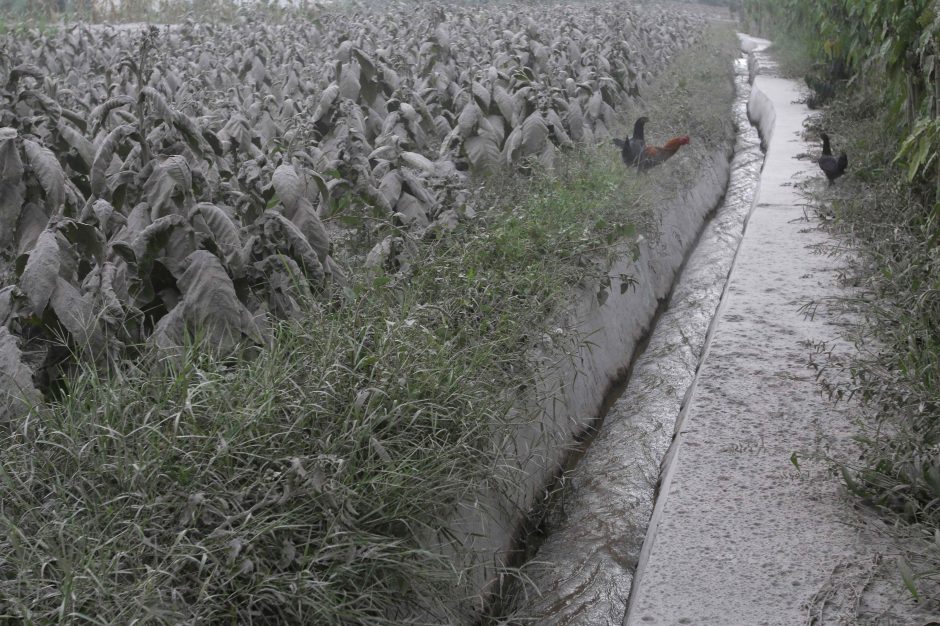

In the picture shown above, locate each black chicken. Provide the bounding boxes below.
[612,116,648,167]
[818,133,847,184]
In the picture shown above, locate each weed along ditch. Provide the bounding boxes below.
[1,0,883,622]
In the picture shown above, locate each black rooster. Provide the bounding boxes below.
[612,116,648,167]
[818,133,847,184]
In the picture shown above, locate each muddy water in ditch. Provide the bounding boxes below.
[505,51,766,625]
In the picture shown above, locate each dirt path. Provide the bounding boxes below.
[624,37,927,626]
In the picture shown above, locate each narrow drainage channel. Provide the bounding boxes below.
[491,48,767,625]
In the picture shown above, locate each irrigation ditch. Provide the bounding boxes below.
[471,38,771,624]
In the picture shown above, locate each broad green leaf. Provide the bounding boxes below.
[139,86,175,125]
[56,120,95,169]
[502,126,523,165]
[379,170,403,210]
[312,83,340,123]
[259,210,324,282]
[290,198,331,262]
[493,85,516,123]
[131,214,193,279]
[587,90,603,118]
[190,203,241,259]
[471,81,491,110]
[254,254,313,318]
[143,156,193,219]
[338,61,361,101]
[6,63,44,89]
[57,219,106,266]
[395,192,429,227]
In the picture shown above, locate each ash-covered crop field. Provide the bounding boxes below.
[1,3,704,397]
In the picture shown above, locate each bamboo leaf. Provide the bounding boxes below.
[898,557,920,600]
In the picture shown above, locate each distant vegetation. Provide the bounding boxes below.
[744,0,940,602]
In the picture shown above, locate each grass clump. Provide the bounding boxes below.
[0,293,515,624]
[0,23,739,624]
